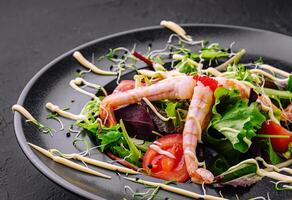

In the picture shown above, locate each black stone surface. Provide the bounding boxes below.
[1,0,292,199]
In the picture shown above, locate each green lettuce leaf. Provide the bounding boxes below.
[100,129,122,152]
[76,99,100,134]
[99,122,142,166]
[211,87,266,153]
[266,139,283,164]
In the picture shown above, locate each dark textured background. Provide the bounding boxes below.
[1,0,292,199]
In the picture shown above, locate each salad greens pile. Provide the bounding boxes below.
[72,31,291,187]
[210,87,266,153]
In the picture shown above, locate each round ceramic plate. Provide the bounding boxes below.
[14,24,292,200]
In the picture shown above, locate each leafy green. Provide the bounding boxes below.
[100,129,122,152]
[98,122,142,166]
[220,163,257,183]
[208,155,231,176]
[76,99,100,134]
[266,139,283,165]
[225,64,255,83]
[200,43,229,61]
[159,100,189,129]
[203,130,241,165]
[165,101,177,124]
[201,49,229,60]
[210,87,266,153]
[131,138,152,152]
[288,75,292,92]
[119,119,142,160]
[257,87,292,100]
[174,58,197,74]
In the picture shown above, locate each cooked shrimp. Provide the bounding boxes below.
[100,76,196,126]
[283,103,292,122]
[183,82,215,184]
[215,77,250,98]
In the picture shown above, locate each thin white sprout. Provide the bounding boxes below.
[201,182,206,196]
[142,97,173,121]
[229,41,236,55]
[267,193,270,200]
[53,117,64,131]
[270,181,292,190]
[249,197,266,200]
[256,157,292,174]
[100,105,109,126]
[69,125,81,133]
[124,185,155,197]
[218,191,224,198]
[235,194,240,200]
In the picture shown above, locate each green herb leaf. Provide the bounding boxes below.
[100,130,122,152]
[266,139,283,165]
[76,99,100,134]
[288,75,292,92]
[211,87,266,153]
[220,163,257,183]
[120,119,142,160]
[165,101,177,124]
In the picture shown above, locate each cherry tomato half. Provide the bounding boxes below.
[143,134,189,182]
[258,120,292,152]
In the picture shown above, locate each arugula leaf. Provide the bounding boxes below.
[99,122,142,166]
[119,119,142,160]
[266,139,283,164]
[211,87,266,153]
[76,99,100,134]
[288,75,292,92]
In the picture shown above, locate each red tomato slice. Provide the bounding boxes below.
[143,134,189,182]
[114,80,135,93]
[258,120,292,152]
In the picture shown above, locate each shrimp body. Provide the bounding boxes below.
[100,76,196,126]
[183,82,215,184]
[215,77,250,98]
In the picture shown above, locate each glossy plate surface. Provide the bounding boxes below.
[14,25,292,199]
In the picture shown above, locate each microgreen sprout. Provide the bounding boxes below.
[270,181,292,191]
[32,120,56,136]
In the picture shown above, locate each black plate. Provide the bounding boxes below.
[14,24,292,200]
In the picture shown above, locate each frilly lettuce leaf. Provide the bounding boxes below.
[210,87,266,153]
[76,99,100,134]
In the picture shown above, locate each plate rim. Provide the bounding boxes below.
[13,23,292,200]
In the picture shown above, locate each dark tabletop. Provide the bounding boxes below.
[1,0,292,199]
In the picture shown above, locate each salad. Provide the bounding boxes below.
[13,21,292,199]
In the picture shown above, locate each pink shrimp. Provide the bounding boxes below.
[283,103,292,122]
[215,77,250,98]
[182,80,216,184]
[100,76,196,126]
